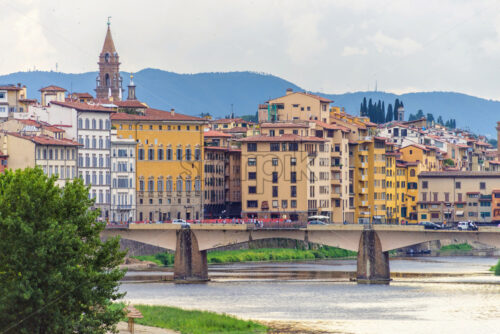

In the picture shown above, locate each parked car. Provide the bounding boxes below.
[308,220,326,225]
[421,221,442,230]
[172,219,190,227]
[457,221,477,231]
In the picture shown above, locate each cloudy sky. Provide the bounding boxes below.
[2,0,500,99]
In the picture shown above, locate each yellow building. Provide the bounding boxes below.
[399,144,438,171]
[40,85,67,106]
[239,134,331,222]
[111,108,206,221]
[259,89,332,123]
[0,84,29,118]
[211,118,255,131]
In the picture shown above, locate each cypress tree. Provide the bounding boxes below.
[386,104,393,122]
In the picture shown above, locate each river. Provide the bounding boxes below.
[120,256,500,334]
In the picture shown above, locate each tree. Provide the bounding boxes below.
[386,104,393,122]
[426,113,435,124]
[0,168,126,334]
[416,109,424,119]
[393,99,400,120]
[443,158,455,167]
[437,115,444,125]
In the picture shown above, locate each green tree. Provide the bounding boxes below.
[416,109,424,119]
[426,113,435,124]
[443,158,455,167]
[437,115,444,125]
[0,168,126,334]
[386,103,393,122]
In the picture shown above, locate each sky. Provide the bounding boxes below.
[2,0,500,99]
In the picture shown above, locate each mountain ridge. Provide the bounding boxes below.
[1,69,498,136]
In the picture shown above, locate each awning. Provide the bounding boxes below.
[456,211,464,216]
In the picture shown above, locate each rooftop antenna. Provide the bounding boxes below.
[231,104,234,118]
[375,80,377,92]
[55,62,58,72]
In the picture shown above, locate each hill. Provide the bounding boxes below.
[0,69,498,136]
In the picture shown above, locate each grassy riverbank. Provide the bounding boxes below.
[490,259,500,276]
[439,243,473,252]
[116,304,267,334]
[132,246,356,267]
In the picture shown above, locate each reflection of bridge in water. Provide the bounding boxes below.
[102,224,500,284]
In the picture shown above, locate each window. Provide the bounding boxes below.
[185,148,192,161]
[272,172,278,183]
[148,148,154,160]
[422,181,428,189]
[272,200,278,208]
[195,148,201,160]
[272,186,278,197]
[456,182,461,189]
[291,157,296,166]
[480,182,486,190]
[248,158,256,166]
[291,185,297,197]
[270,143,280,151]
[176,148,182,160]
[166,148,172,160]
[289,143,298,151]
[248,143,257,152]
[291,200,297,208]
[166,179,173,192]
[247,200,258,208]
[272,158,278,166]
[85,119,89,129]
[248,172,256,180]
[282,200,288,208]
[248,186,257,194]
[138,149,145,160]
[410,169,416,177]
[157,149,164,160]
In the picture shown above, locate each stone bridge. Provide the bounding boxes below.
[102,224,500,284]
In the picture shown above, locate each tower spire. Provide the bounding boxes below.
[95,20,122,101]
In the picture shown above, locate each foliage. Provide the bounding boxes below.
[0,168,126,334]
[439,243,473,251]
[495,259,500,276]
[240,112,258,123]
[443,158,455,167]
[130,304,268,334]
[134,246,356,267]
[488,139,497,148]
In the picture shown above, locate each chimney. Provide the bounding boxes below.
[17,83,21,87]
[286,88,293,95]
[170,108,175,116]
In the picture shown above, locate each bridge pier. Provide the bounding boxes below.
[356,229,391,284]
[173,229,209,283]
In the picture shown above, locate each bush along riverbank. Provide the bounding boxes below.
[115,304,268,334]
[132,246,357,267]
[490,259,500,276]
[439,243,473,252]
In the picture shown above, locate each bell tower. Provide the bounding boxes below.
[95,18,123,101]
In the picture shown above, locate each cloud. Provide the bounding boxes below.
[341,46,368,56]
[370,31,422,56]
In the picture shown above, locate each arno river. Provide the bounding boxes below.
[120,256,500,334]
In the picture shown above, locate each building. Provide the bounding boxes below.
[239,134,331,221]
[259,88,332,123]
[211,118,254,131]
[417,171,500,224]
[95,21,123,101]
[68,92,94,103]
[110,129,136,223]
[111,108,205,222]
[0,119,66,139]
[0,84,28,118]
[40,86,67,106]
[0,132,79,187]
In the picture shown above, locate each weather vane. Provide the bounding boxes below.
[107,16,112,27]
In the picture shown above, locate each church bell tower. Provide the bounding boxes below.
[95,18,123,101]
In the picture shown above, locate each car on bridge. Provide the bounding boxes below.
[457,221,478,231]
[307,220,327,225]
[420,221,443,230]
[173,219,190,228]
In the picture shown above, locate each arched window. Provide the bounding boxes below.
[166,177,173,192]
[85,136,90,148]
[185,178,192,193]
[105,73,110,86]
[85,119,89,129]
[176,146,182,161]
[92,119,96,129]
[92,136,96,148]
[78,118,83,129]
[194,146,201,161]
[157,178,164,193]
[185,147,192,161]
[176,177,183,193]
[166,146,172,160]
[105,120,110,130]
[195,177,201,192]
[148,177,154,193]
[99,137,103,149]
[104,53,110,63]
[99,119,103,129]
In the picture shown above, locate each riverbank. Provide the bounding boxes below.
[491,259,500,275]
[116,304,268,334]
[132,246,356,267]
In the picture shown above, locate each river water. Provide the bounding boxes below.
[120,256,500,334]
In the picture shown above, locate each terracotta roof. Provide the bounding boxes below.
[313,120,350,132]
[50,101,114,113]
[475,141,491,147]
[70,92,93,99]
[111,108,204,122]
[270,91,332,103]
[402,143,429,152]
[18,119,66,133]
[419,171,500,178]
[101,26,116,54]
[19,98,37,103]
[204,130,232,138]
[8,133,81,147]
[40,85,67,92]
[213,118,253,124]
[205,146,229,151]
[238,134,327,143]
[260,122,309,129]
[0,85,22,91]
[114,100,147,108]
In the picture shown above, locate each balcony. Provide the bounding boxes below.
[116,204,133,210]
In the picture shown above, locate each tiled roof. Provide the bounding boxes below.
[213,118,253,124]
[114,100,147,108]
[0,85,22,91]
[313,120,350,132]
[204,130,232,137]
[270,91,333,103]
[18,119,66,133]
[40,85,67,92]
[9,133,81,147]
[50,101,114,113]
[111,108,204,122]
[261,122,309,128]
[238,134,327,143]
[71,92,93,99]
[19,98,38,103]
[222,127,248,133]
[419,171,500,178]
